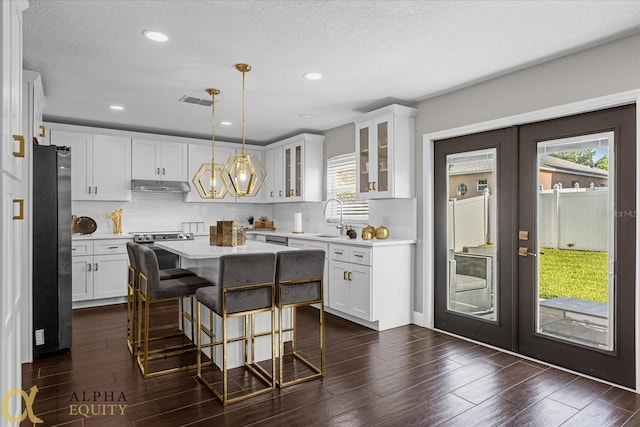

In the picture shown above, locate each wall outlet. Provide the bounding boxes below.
[35,329,45,346]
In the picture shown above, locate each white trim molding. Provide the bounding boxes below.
[421,89,640,390]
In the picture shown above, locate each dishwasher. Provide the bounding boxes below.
[264,235,289,246]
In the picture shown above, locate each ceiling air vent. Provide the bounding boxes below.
[178,95,213,106]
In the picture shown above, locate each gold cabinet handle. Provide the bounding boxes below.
[72,248,77,251]
[372,181,376,191]
[354,253,364,258]
[94,186,98,195]
[95,263,99,271]
[108,246,119,249]
[156,167,160,175]
[88,186,92,194]
[343,271,348,281]
[347,272,353,281]
[162,167,166,175]
[334,251,343,255]
[39,125,46,138]
[367,182,372,191]
[279,190,283,197]
[12,135,25,158]
[88,263,92,272]
[12,199,24,220]
[270,191,274,197]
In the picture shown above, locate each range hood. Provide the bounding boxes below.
[131,179,190,193]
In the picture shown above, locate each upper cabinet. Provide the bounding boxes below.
[132,138,188,181]
[50,130,132,201]
[355,104,416,199]
[266,134,324,203]
[23,71,45,146]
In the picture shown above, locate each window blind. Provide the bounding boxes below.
[326,153,369,222]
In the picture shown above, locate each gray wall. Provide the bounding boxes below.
[414,33,640,313]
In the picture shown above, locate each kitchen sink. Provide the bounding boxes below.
[313,234,344,239]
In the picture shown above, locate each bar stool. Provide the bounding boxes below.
[136,244,213,378]
[195,253,276,405]
[126,242,198,357]
[273,249,326,387]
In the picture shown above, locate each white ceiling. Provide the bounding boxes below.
[23,0,640,146]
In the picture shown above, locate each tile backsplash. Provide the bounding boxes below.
[73,193,417,240]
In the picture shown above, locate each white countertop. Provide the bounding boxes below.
[72,233,132,240]
[247,230,416,247]
[155,239,297,259]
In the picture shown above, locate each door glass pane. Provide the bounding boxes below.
[285,147,291,197]
[536,132,614,350]
[295,145,302,197]
[446,148,497,321]
[359,127,370,193]
[377,122,388,192]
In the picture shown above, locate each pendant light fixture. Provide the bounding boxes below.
[192,88,229,199]
[224,63,267,197]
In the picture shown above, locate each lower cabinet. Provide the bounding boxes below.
[71,238,129,304]
[328,242,413,331]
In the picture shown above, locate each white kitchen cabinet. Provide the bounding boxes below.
[328,242,413,331]
[355,104,416,199]
[132,138,188,181]
[50,130,132,201]
[71,239,130,305]
[264,145,284,202]
[23,70,45,145]
[288,238,329,305]
[266,134,324,203]
[185,143,236,203]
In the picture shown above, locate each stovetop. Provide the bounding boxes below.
[130,232,194,244]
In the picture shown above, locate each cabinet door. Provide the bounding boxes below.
[356,122,372,198]
[265,146,283,202]
[350,264,372,321]
[92,135,131,201]
[53,130,93,200]
[72,255,93,301]
[93,254,129,299]
[284,142,303,201]
[329,260,350,313]
[159,142,188,181]
[372,115,392,198]
[131,138,160,180]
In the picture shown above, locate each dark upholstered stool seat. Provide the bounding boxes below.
[274,249,326,388]
[136,244,213,378]
[159,268,196,281]
[195,252,277,405]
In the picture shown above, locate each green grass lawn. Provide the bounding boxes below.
[538,248,609,303]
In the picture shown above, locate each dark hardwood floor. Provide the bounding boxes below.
[21,302,640,426]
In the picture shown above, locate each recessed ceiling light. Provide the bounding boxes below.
[299,114,314,118]
[303,72,322,81]
[220,121,233,126]
[142,30,168,42]
[109,105,125,111]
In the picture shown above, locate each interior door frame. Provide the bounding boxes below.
[421,89,640,389]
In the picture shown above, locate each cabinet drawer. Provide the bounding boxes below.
[349,247,371,266]
[329,244,350,261]
[288,238,328,255]
[71,241,93,256]
[93,239,129,255]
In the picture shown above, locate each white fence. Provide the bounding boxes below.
[448,189,608,252]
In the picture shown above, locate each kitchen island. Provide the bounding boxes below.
[154,239,297,368]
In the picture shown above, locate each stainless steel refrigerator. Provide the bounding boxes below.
[33,145,72,356]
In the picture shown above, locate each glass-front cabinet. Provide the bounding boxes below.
[355,104,417,199]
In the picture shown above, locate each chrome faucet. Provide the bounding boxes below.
[323,198,345,235]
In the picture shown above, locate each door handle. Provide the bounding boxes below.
[372,181,376,191]
[270,191,274,197]
[162,167,166,175]
[343,271,348,281]
[518,247,537,257]
[156,167,160,175]
[347,272,353,281]
[88,186,92,194]
[12,199,24,220]
[95,263,99,271]
[279,190,283,197]
[12,135,25,158]
[39,125,46,138]
[88,263,92,271]
[94,186,98,195]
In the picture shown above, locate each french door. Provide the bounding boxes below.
[434,104,636,387]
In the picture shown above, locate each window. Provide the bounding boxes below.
[456,183,468,196]
[326,153,369,222]
[477,179,488,192]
